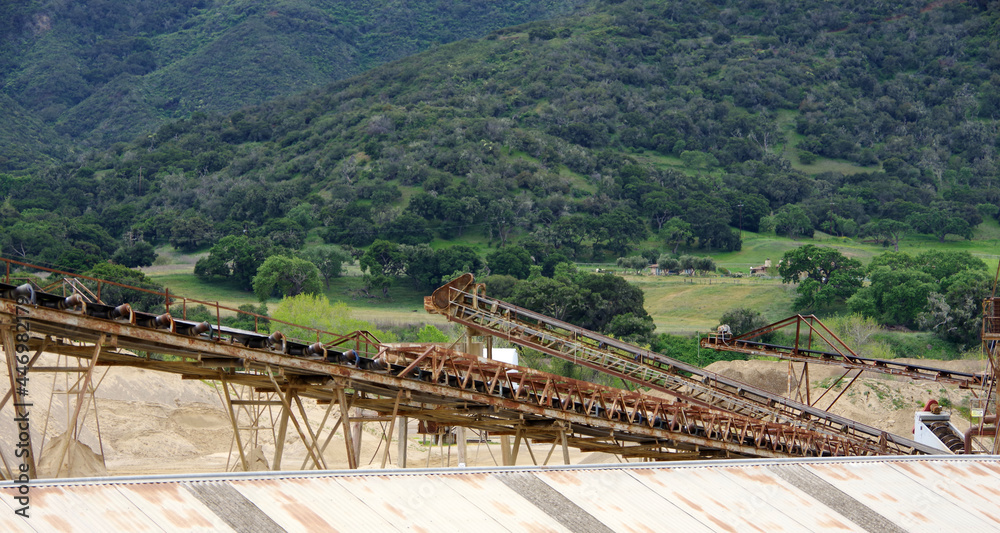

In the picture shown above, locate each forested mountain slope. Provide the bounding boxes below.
[2,0,1000,278]
[0,0,585,170]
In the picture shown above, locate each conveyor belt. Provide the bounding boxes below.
[0,276,878,460]
[424,274,943,456]
[700,317,985,388]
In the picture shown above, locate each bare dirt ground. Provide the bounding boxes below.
[1,352,989,479]
[707,357,989,438]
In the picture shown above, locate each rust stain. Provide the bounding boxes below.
[165,509,215,530]
[492,501,515,515]
[632,469,668,487]
[808,465,862,481]
[938,487,961,500]
[859,492,879,503]
[283,502,334,529]
[706,514,738,533]
[909,511,931,523]
[879,492,898,503]
[351,481,376,495]
[976,462,1000,477]
[129,483,187,503]
[675,494,703,513]
[253,480,296,503]
[521,522,559,533]
[817,517,854,530]
[457,474,486,489]
[982,510,1000,524]
[941,463,968,477]
[25,486,62,506]
[545,470,582,484]
[792,495,817,507]
[964,464,990,477]
[633,468,673,477]
[725,468,780,485]
[103,509,153,531]
[44,514,74,531]
[893,463,927,479]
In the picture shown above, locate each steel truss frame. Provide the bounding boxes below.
[0,296,863,479]
[701,314,985,388]
[423,274,940,456]
[0,262,952,479]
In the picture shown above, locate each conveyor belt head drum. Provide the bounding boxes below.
[63,293,85,310]
[11,283,35,304]
[302,342,326,358]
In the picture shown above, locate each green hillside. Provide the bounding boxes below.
[0,0,585,168]
[3,0,1000,361]
[6,0,995,263]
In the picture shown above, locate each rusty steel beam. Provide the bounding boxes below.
[423,275,940,456]
[378,343,871,457]
[701,314,985,388]
[0,300,869,460]
[0,265,957,463]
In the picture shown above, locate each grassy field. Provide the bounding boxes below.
[710,226,1000,275]
[147,263,792,336]
[625,274,797,335]
[147,258,449,329]
[144,223,1000,348]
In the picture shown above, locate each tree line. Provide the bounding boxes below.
[778,245,991,348]
[4,2,1000,275]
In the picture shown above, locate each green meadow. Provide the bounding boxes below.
[145,222,1000,344]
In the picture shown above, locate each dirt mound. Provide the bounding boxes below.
[706,360,803,396]
[37,432,107,479]
[707,358,986,438]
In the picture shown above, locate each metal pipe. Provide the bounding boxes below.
[964,415,997,454]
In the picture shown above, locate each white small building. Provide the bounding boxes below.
[484,347,518,366]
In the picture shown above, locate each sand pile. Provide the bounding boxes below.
[37,432,107,478]
[704,360,806,396]
[707,357,988,437]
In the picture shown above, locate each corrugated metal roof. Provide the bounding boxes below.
[2,456,1000,532]
[802,460,997,531]
[233,475,395,531]
[530,468,713,532]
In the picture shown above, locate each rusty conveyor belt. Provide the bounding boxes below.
[700,314,985,388]
[0,270,898,462]
[424,274,943,456]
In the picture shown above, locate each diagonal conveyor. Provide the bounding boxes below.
[424,274,943,456]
